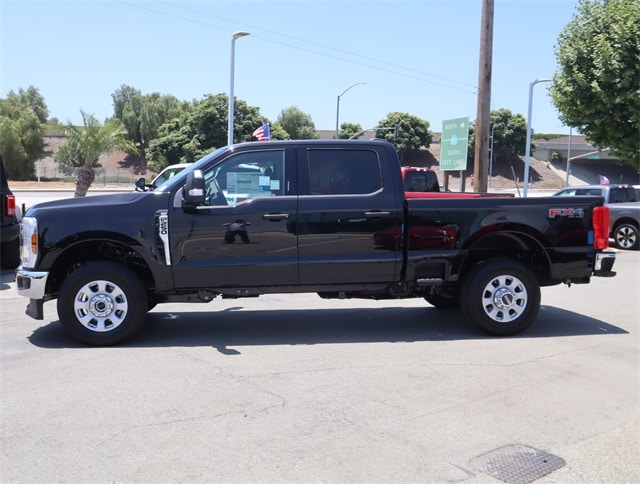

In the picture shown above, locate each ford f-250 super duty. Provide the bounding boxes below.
[1,156,21,270]
[16,139,616,345]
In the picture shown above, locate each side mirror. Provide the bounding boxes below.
[182,169,205,211]
[135,177,148,191]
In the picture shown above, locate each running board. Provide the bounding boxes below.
[416,278,443,286]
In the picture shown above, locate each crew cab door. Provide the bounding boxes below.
[295,146,403,284]
[169,147,298,288]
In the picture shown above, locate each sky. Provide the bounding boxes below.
[1,0,579,135]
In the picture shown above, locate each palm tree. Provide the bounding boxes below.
[55,110,139,196]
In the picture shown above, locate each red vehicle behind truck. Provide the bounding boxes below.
[401,166,514,199]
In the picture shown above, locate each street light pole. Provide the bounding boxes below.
[566,126,573,186]
[228,31,250,146]
[523,78,552,197]
[567,148,609,163]
[335,82,365,139]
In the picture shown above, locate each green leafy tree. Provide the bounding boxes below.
[111,84,188,155]
[375,112,432,161]
[234,102,272,144]
[277,106,319,140]
[7,86,49,124]
[468,109,531,163]
[146,117,191,169]
[0,86,48,179]
[147,93,265,171]
[55,110,138,197]
[267,123,290,141]
[338,122,363,139]
[550,0,640,170]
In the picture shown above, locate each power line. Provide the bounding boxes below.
[113,0,477,95]
[159,0,477,91]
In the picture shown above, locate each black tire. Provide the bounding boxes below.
[613,223,639,250]
[1,237,21,270]
[461,259,540,336]
[424,289,460,309]
[57,261,148,346]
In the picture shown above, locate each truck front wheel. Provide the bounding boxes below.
[57,262,148,346]
[462,259,540,336]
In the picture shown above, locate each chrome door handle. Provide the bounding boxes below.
[262,213,290,221]
[364,211,391,219]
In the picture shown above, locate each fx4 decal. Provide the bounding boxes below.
[548,208,585,218]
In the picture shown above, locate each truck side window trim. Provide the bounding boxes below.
[193,194,298,210]
[172,149,287,209]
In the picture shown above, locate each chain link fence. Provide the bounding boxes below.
[36,165,154,187]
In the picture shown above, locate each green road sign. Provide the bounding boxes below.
[441,117,469,171]
[587,154,601,159]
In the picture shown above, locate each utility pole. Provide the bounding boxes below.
[473,0,494,193]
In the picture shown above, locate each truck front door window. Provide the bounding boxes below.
[204,151,285,206]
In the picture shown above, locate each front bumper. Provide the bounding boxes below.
[16,268,49,320]
[594,252,616,277]
[16,268,49,299]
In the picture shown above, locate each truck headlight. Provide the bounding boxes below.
[20,217,38,269]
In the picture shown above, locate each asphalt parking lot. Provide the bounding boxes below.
[1,250,638,483]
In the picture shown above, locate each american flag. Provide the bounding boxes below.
[252,123,270,141]
[599,174,610,185]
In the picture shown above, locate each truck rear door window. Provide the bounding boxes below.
[307,149,382,195]
[609,188,629,203]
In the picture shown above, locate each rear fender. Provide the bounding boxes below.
[456,229,551,283]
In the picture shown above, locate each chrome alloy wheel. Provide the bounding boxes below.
[74,280,128,332]
[480,274,528,323]
[614,225,638,250]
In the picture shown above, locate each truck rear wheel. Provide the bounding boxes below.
[57,262,148,346]
[462,259,540,336]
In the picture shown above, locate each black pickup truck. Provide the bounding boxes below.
[1,156,21,270]
[16,139,616,345]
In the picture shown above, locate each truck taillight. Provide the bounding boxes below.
[592,206,610,250]
[4,194,16,217]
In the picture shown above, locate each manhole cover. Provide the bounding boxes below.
[470,444,566,484]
